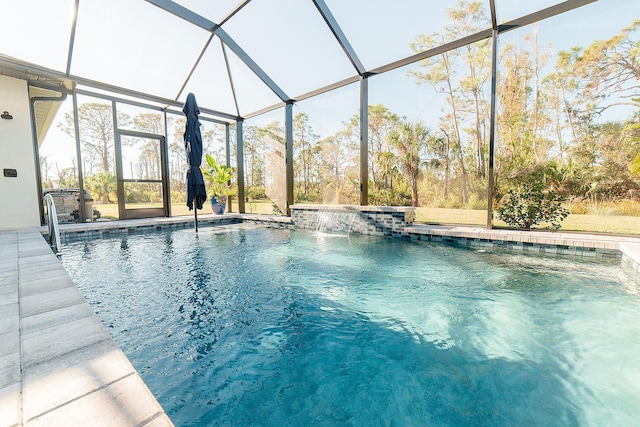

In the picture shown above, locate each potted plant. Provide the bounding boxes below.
[202,153,235,214]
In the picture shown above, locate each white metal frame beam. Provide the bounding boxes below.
[243,0,598,119]
[312,0,366,76]
[65,0,80,76]
[145,0,289,102]
[0,54,240,121]
[487,0,499,228]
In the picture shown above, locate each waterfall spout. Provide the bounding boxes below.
[315,210,356,234]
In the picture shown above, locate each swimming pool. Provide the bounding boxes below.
[61,225,640,426]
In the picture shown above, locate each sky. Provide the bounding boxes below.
[1,0,637,172]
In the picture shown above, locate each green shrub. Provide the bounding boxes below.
[497,183,569,229]
[444,196,462,209]
[171,191,186,203]
[465,193,487,210]
[246,186,266,200]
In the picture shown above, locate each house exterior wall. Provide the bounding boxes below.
[0,75,40,230]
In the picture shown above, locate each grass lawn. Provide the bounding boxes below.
[93,203,640,236]
[415,207,640,236]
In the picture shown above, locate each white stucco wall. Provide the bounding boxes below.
[0,75,40,229]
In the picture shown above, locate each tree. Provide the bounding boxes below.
[320,134,359,204]
[375,151,398,190]
[542,62,579,164]
[85,172,116,204]
[573,19,640,116]
[343,104,401,192]
[54,161,79,189]
[524,29,552,164]
[448,1,491,177]
[59,103,130,175]
[293,112,321,200]
[133,112,163,135]
[388,121,433,207]
[367,105,401,190]
[587,120,640,201]
[168,116,187,201]
[201,126,226,161]
[131,112,163,181]
[243,125,264,188]
[496,41,538,185]
[40,154,53,189]
[257,122,287,212]
[410,1,495,204]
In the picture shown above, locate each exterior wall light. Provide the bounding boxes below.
[1,111,13,119]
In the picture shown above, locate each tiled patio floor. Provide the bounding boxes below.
[0,228,172,427]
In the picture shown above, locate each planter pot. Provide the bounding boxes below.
[211,197,225,214]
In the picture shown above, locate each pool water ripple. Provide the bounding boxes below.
[61,227,640,426]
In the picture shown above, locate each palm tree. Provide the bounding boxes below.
[375,151,398,190]
[388,121,432,207]
[85,172,116,204]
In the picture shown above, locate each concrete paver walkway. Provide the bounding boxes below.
[0,228,172,427]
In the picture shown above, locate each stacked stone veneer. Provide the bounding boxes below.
[409,232,621,262]
[291,204,415,237]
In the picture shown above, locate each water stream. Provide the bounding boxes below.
[315,210,357,234]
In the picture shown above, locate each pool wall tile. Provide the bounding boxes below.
[402,224,629,266]
[57,215,298,245]
[50,207,640,286]
[291,205,413,237]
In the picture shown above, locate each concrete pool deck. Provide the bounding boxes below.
[0,228,173,427]
[2,214,640,426]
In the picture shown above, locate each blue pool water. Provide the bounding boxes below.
[61,226,640,426]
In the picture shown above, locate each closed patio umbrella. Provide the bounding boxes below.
[184,93,207,231]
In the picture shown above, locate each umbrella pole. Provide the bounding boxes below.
[194,205,198,232]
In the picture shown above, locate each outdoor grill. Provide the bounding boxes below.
[42,188,100,223]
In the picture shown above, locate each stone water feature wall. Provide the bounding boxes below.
[291,204,415,237]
